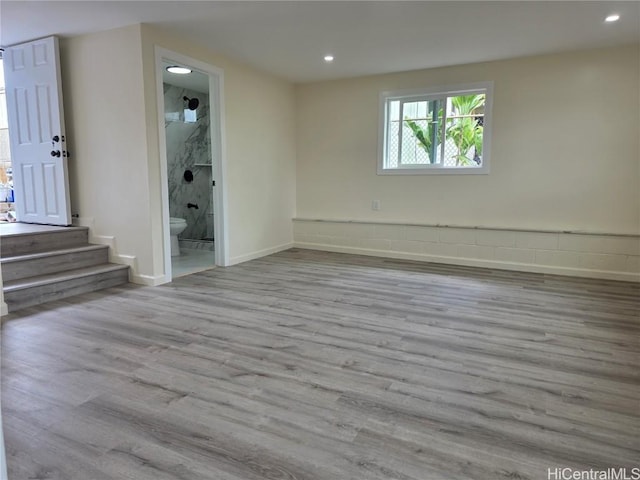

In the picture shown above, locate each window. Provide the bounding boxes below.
[378,82,493,175]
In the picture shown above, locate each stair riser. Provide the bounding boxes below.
[5,268,129,312]
[1,248,110,282]
[1,229,89,257]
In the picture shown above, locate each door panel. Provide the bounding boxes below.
[43,162,59,214]
[20,164,37,214]
[13,88,31,144]
[9,46,25,70]
[36,85,53,143]
[4,36,71,225]
[33,42,49,66]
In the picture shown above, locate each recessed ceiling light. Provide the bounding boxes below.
[605,14,620,22]
[324,55,334,62]
[166,66,192,74]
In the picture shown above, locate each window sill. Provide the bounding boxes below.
[377,166,490,175]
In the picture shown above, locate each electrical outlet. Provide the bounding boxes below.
[372,200,381,211]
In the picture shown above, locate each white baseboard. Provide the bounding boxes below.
[130,273,168,286]
[91,234,116,250]
[293,218,639,282]
[107,253,167,285]
[0,302,8,317]
[73,217,167,285]
[229,242,294,266]
[294,242,640,282]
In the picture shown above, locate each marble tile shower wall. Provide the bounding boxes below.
[164,84,214,241]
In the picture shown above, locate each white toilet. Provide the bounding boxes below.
[169,217,187,256]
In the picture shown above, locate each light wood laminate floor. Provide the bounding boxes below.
[2,249,639,480]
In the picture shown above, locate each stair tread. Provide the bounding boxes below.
[0,244,108,264]
[0,224,88,238]
[4,263,129,292]
[0,225,90,258]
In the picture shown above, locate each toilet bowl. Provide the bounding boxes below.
[169,217,187,256]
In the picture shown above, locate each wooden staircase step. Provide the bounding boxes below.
[1,223,130,312]
[0,225,89,257]
[1,244,110,282]
[4,264,130,312]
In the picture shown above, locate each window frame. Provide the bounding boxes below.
[378,81,494,175]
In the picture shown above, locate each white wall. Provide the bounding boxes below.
[140,24,297,268]
[295,45,640,235]
[294,45,640,280]
[294,219,639,281]
[57,24,296,282]
[60,25,158,283]
[22,30,640,282]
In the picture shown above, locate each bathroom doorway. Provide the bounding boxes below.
[156,48,228,280]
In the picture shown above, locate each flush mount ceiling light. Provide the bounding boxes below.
[605,13,620,22]
[324,55,334,62]
[166,66,192,74]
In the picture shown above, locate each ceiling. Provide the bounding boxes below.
[1,1,638,83]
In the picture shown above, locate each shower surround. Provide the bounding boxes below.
[164,84,214,242]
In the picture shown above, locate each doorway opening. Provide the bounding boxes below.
[0,57,15,223]
[163,65,214,276]
[155,48,228,281]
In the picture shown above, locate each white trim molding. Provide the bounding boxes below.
[154,47,230,282]
[73,216,166,285]
[293,219,640,282]
[229,242,294,266]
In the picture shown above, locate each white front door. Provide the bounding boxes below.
[4,36,71,225]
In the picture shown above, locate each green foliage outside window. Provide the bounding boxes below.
[404,94,485,166]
